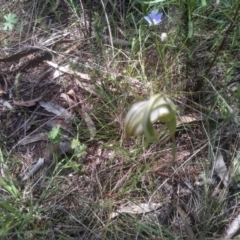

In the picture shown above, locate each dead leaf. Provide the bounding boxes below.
[110,202,162,219]
[175,204,197,240]
[223,212,240,238]
[45,61,98,96]
[21,158,45,181]
[0,84,6,95]
[177,113,203,126]
[45,61,91,80]
[83,112,96,140]
[18,133,47,145]
[0,99,13,109]
[61,89,80,107]
[13,96,42,107]
[75,81,98,96]
[60,93,76,107]
[213,149,229,187]
[39,101,72,119]
[67,89,78,102]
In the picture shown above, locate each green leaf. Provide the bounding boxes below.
[48,125,60,139]
[71,138,86,158]
[188,18,193,39]
[4,13,18,24]
[3,13,18,30]
[71,138,80,149]
[0,177,18,198]
[201,0,207,7]
[48,125,61,144]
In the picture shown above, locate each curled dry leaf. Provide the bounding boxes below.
[13,96,42,107]
[60,93,76,107]
[21,158,45,181]
[66,89,79,104]
[67,89,78,100]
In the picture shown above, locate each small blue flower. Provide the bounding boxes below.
[144,10,163,26]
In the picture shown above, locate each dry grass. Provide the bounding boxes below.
[1,0,240,239]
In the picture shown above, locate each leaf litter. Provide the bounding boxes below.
[1,1,240,239]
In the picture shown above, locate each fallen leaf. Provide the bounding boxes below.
[110,202,162,219]
[39,101,72,119]
[21,158,45,181]
[45,60,98,96]
[213,149,229,187]
[223,212,240,238]
[177,113,203,126]
[175,204,197,240]
[45,61,91,80]
[0,84,6,95]
[18,133,47,145]
[60,93,76,107]
[83,112,96,140]
[13,96,42,107]
[75,80,98,96]
[0,99,13,109]
[67,89,78,102]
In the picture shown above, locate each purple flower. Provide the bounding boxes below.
[144,10,163,26]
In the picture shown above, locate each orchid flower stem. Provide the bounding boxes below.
[152,31,170,92]
[171,135,176,163]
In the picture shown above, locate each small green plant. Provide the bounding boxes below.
[48,125,61,144]
[71,138,87,158]
[2,13,18,30]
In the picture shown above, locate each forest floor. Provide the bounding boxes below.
[1,0,240,239]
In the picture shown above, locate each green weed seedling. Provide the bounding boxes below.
[47,124,61,145]
[2,13,18,31]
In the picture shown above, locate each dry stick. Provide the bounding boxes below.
[205,3,240,77]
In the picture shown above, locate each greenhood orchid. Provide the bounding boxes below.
[125,94,177,161]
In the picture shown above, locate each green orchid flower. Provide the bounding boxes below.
[125,94,177,161]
